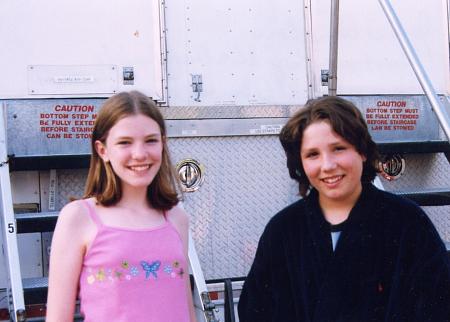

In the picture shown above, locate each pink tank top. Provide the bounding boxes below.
[78,200,190,322]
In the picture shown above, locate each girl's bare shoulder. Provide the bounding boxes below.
[166,205,189,226]
[56,198,96,234]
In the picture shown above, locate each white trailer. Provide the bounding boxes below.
[1,0,449,321]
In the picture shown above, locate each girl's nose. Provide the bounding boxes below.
[131,144,147,160]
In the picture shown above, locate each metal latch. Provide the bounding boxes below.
[321,69,329,86]
[191,74,203,102]
[176,159,204,192]
[379,154,405,181]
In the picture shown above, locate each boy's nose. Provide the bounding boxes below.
[322,154,337,171]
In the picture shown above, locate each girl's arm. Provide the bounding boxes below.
[46,200,93,322]
[168,206,198,322]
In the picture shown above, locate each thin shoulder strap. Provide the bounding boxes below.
[82,199,103,227]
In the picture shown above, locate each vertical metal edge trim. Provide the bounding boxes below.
[158,0,169,106]
[447,0,450,47]
[303,0,316,99]
[0,103,26,317]
[328,0,339,96]
[188,232,218,321]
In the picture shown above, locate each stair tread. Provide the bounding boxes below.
[16,212,58,219]
[395,188,450,194]
[16,212,58,233]
[23,277,48,290]
[377,140,450,154]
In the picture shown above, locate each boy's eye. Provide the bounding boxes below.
[146,138,159,143]
[117,141,130,145]
[304,151,318,158]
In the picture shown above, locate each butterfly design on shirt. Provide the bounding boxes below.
[140,260,161,279]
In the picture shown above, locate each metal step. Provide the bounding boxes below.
[377,140,450,155]
[22,277,48,305]
[395,188,450,206]
[10,154,90,171]
[22,277,84,320]
[16,212,58,233]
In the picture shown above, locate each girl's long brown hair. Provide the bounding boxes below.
[84,91,180,210]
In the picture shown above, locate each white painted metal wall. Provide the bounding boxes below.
[164,0,310,106]
[311,0,450,96]
[1,0,448,101]
[0,0,164,100]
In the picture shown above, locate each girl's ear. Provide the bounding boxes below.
[95,140,109,162]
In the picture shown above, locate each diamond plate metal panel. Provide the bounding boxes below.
[160,105,301,119]
[380,154,450,190]
[169,136,298,279]
[56,169,88,210]
[379,153,450,242]
[424,206,450,242]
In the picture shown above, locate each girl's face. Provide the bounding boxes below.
[300,120,366,209]
[96,114,163,191]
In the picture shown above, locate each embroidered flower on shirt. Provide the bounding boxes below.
[87,275,95,284]
[96,269,106,281]
[114,270,123,280]
[130,266,139,276]
[163,265,173,274]
[88,259,186,285]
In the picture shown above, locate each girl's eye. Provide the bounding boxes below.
[146,138,159,143]
[335,145,347,151]
[117,141,130,145]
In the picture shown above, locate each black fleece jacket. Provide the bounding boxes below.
[238,184,450,322]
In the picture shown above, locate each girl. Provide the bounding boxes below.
[47,91,197,322]
[238,96,450,321]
